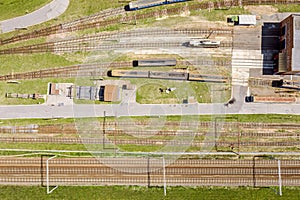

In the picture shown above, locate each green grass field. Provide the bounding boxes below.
[0,142,86,151]
[0,78,75,105]
[0,0,52,21]
[0,114,299,126]
[0,186,299,200]
[0,0,127,37]
[134,79,212,104]
[0,53,78,75]
[273,4,300,12]
[191,7,250,21]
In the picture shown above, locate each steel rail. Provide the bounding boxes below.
[0,157,299,186]
[1,0,300,46]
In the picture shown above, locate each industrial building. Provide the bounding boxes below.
[277,14,300,75]
[75,85,120,102]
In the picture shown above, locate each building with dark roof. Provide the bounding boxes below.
[278,14,300,74]
[76,86,97,100]
[75,85,119,102]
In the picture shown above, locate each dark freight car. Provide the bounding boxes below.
[127,0,189,11]
[132,59,177,67]
[108,70,149,78]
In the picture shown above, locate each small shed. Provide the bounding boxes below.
[76,86,97,100]
[49,83,60,95]
[237,15,256,25]
[104,85,119,102]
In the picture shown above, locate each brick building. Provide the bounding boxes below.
[278,14,300,74]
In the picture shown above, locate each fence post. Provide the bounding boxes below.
[163,156,166,196]
[278,160,282,196]
[46,155,58,194]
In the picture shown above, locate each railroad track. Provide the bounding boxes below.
[0,28,233,55]
[61,7,126,30]
[49,28,232,48]
[0,136,299,148]
[0,157,299,186]
[0,41,232,54]
[1,122,300,134]
[0,0,267,46]
[1,0,299,47]
[0,62,132,81]
[0,59,230,81]
[103,121,300,130]
[0,7,126,45]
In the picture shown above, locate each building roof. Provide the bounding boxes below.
[49,83,60,95]
[104,85,119,102]
[292,15,300,71]
[278,52,288,73]
[76,86,96,100]
[238,15,256,25]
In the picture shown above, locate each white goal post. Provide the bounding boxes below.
[46,155,58,194]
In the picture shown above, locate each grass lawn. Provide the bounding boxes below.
[126,114,300,124]
[0,53,79,75]
[132,79,211,104]
[0,186,299,200]
[273,4,300,12]
[0,0,52,21]
[0,0,127,39]
[0,118,76,126]
[59,0,126,22]
[0,142,86,151]
[0,78,75,105]
[192,7,250,21]
[0,114,300,127]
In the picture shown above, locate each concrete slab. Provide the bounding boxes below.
[232,25,264,87]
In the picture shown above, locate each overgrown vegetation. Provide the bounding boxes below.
[273,4,300,12]
[193,7,250,21]
[0,142,86,151]
[0,186,299,200]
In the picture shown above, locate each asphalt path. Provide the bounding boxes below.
[1,148,300,156]
[0,101,299,119]
[0,85,299,119]
[0,0,69,33]
[0,73,298,119]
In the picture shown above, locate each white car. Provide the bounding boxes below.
[188,39,220,48]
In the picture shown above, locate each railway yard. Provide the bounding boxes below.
[0,0,300,198]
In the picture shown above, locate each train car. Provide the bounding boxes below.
[188,73,227,83]
[149,71,188,80]
[128,0,189,11]
[188,39,220,48]
[108,70,149,78]
[108,69,227,83]
[133,59,177,67]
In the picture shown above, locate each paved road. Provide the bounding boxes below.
[1,77,297,119]
[1,148,300,156]
[0,0,69,33]
[0,100,299,119]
